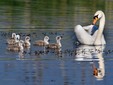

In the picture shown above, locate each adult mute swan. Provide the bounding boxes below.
[74,10,106,45]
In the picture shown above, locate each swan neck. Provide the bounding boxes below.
[94,12,105,45]
[44,38,47,42]
[99,13,105,30]
[45,41,49,44]
[57,40,61,47]
[44,39,49,44]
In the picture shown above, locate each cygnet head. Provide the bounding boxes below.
[44,36,49,44]
[56,36,62,47]
[25,36,30,41]
[19,40,24,44]
[14,34,20,43]
[16,34,20,40]
[56,36,62,41]
[25,36,31,46]
[12,33,16,38]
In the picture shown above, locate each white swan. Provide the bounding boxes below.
[74,10,106,45]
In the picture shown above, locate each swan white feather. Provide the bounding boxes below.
[74,10,106,45]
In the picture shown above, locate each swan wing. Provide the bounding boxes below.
[74,25,94,45]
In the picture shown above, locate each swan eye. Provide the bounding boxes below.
[93,15,98,19]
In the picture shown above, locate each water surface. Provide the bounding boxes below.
[0,0,113,85]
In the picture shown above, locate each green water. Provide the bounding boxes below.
[0,0,110,29]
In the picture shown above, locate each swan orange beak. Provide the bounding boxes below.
[93,17,98,25]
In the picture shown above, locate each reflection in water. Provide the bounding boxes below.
[75,45,105,80]
[18,44,30,59]
[18,50,24,59]
[45,47,62,57]
[92,46,105,80]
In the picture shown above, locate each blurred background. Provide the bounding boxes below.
[0,0,112,29]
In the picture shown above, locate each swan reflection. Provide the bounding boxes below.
[75,45,105,80]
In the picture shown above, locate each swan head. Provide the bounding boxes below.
[25,36,31,46]
[56,36,62,41]
[93,10,104,25]
[56,36,62,47]
[44,36,49,44]
[44,36,49,41]
[20,40,24,44]
[12,33,16,38]
[16,34,20,40]
[25,36,30,41]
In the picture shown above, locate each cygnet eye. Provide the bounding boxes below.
[58,37,60,39]
[26,36,30,40]
[57,36,62,39]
